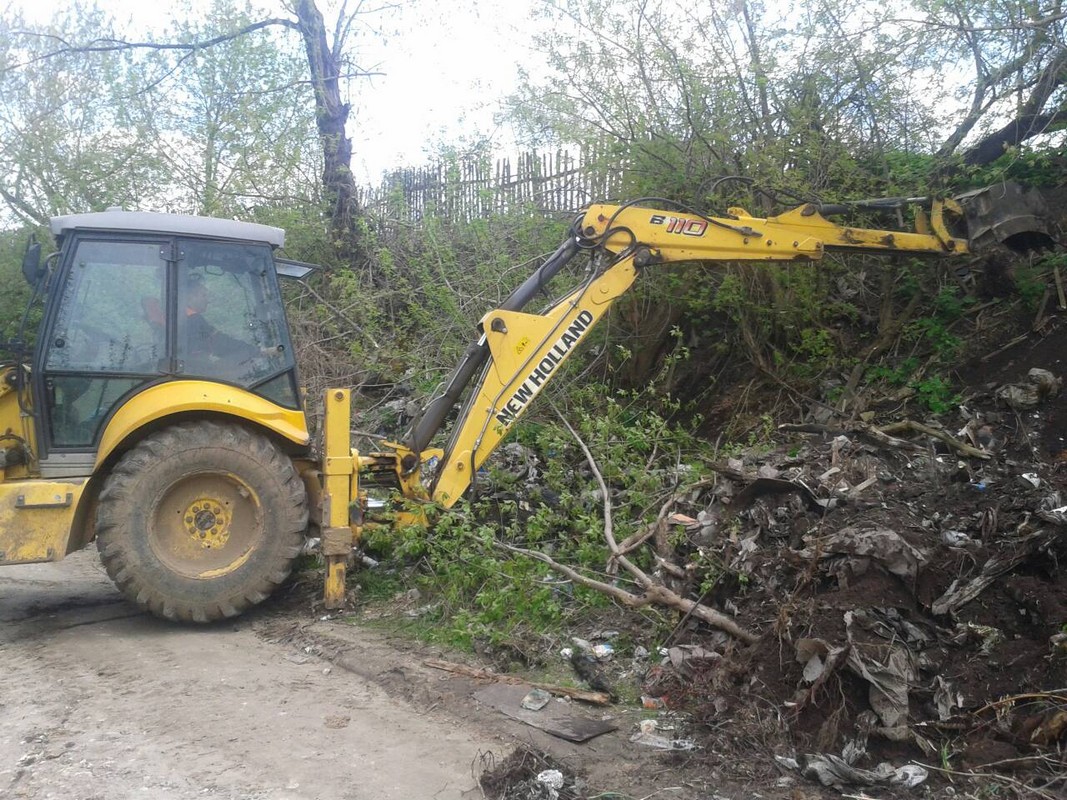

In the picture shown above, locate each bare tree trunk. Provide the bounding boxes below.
[294,0,365,266]
[962,110,1067,166]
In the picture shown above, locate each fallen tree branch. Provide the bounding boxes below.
[423,659,612,704]
[496,541,756,644]
[491,409,756,644]
[780,421,989,459]
[611,477,716,573]
[931,530,1059,615]
[879,420,991,460]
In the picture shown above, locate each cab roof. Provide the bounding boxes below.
[49,209,285,248]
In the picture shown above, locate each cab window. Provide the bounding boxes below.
[43,240,166,447]
[176,239,297,405]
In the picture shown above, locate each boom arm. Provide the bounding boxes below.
[394,198,968,506]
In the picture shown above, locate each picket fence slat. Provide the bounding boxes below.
[356,145,622,231]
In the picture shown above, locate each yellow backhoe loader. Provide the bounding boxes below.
[0,185,1052,621]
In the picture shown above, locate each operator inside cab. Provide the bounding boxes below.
[172,242,299,410]
[182,272,262,369]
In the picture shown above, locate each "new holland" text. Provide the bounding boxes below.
[494,309,595,427]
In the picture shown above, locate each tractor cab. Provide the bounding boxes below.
[16,210,304,475]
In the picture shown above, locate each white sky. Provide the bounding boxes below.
[8,0,547,183]
[348,0,547,182]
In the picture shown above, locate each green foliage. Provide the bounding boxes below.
[912,374,960,414]
[1013,262,1052,310]
[369,384,706,651]
[0,5,167,220]
[962,144,1067,190]
[0,228,42,343]
[709,262,858,380]
[866,357,920,387]
[317,201,571,390]
[0,0,320,222]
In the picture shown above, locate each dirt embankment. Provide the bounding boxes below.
[620,319,1067,798]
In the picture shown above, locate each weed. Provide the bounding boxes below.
[912,374,960,414]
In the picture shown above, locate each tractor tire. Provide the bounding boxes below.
[96,421,308,623]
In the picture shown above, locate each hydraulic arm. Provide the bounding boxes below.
[397,197,968,504]
[318,195,976,606]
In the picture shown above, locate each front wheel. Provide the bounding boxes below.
[96,421,308,623]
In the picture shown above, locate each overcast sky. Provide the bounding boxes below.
[8,0,548,182]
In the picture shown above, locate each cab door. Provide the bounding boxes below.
[37,238,170,453]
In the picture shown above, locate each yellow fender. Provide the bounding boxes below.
[96,380,309,467]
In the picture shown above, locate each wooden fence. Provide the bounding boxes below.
[358,144,624,227]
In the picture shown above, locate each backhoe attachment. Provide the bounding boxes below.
[318,183,1059,610]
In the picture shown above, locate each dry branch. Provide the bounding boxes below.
[494,541,755,644]
[423,659,611,705]
[780,420,989,460]
[878,420,991,460]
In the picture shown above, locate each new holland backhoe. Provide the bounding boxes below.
[0,184,1052,622]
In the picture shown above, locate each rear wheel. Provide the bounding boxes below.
[96,421,308,622]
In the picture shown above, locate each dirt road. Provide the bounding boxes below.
[0,552,494,800]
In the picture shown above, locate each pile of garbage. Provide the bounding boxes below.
[455,327,1067,797]
[626,352,1067,794]
[478,746,583,800]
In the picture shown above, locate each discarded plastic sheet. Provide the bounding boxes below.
[952,622,1003,655]
[933,675,961,721]
[995,368,1062,410]
[536,769,564,790]
[592,643,614,660]
[844,611,917,729]
[776,754,928,789]
[795,637,847,689]
[629,731,699,751]
[473,684,617,743]
[1020,472,1041,490]
[629,719,699,751]
[932,530,1056,615]
[941,529,976,548]
[666,644,721,676]
[797,527,928,582]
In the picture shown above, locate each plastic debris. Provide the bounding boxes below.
[536,769,564,790]
[521,688,552,711]
[629,719,699,751]
[1020,472,1041,490]
[665,644,721,676]
[1051,632,1067,656]
[592,643,614,660]
[941,529,976,548]
[796,526,928,583]
[952,622,1004,655]
[995,368,1062,410]
[776,754,928,789]
[570,636,593,652]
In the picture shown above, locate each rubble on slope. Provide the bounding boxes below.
[625,325,1067,796]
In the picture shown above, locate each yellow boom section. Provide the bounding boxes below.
[423,199,967,505]
[318,197,972,607]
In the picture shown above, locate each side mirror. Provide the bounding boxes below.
[21,235,43,286]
